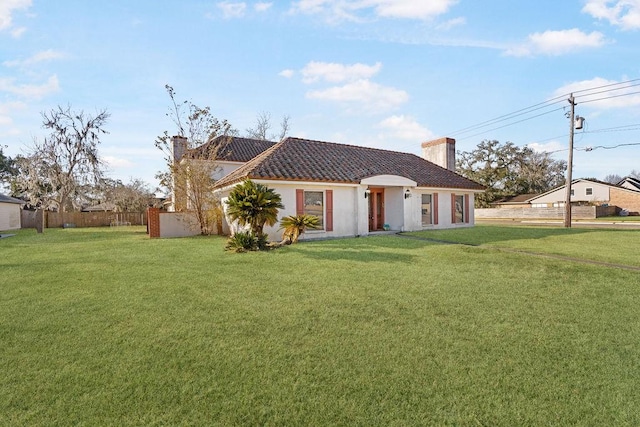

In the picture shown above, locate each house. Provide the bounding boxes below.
[490,194,539,208]
[0,194,24,231]
[175,135,484,241]
[618,176,640,192]
[528,178,640,214]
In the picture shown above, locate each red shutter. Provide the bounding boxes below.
[464,194,470,223]
[433,193,438,225]
[451,193,456,224]
[296,189,304,216]
[325,190,333,231]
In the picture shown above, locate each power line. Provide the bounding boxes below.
[442,78,640,140]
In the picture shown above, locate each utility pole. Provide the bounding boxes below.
[564,94,576,228]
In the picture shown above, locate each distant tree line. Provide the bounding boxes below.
[456,140,567,208]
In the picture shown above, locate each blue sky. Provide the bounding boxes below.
[2,0,639,191]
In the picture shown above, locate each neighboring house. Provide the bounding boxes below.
[490,194,539,208]
[528,178,640,214]
[618,176,640,192]
[176,135,484,241]
[0,194,25,231]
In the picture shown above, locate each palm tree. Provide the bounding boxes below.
[225,179,284,237]
[279,214,320,244]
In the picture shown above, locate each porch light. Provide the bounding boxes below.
[364,189,371,199]
[404,189,412,199]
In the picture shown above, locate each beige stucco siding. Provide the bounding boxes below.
[0,202,21,231]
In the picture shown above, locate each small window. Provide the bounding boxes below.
[304,191,324,229]
[586,188,593,195]
[421,194,433,225]
[454,195,465,223]
[570,189,575,196]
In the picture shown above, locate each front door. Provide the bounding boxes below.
[368,188,385,231]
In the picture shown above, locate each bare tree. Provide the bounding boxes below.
[603,174,623,184]
[14,106,109,211]
[245,111,291,141]
[155,85,232,234]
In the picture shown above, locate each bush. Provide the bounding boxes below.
[225,231,270,253]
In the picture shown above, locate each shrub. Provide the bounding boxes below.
[225,231,270,253]
[225,231,257,253]
[279,214,320,244]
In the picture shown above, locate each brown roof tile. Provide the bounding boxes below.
[185,135,278,163]
[214,137,484,190]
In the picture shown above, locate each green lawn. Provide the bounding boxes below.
[1,226,640,426]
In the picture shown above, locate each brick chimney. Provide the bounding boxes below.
[171,135,188,163]
[421,137,456,171]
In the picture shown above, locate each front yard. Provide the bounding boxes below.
[1,226,639,426]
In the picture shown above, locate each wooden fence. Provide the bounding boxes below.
[21,210,147,228]
[475,205,618,220]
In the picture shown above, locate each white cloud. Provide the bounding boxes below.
[505,28,606,57]
[436,16,466,30]
[527,141,565,153]
[302,61,382,83]
[217,1,246,19]
[553,77,640,109]
[0,101,27,136]
[306,79,409,112]
[279,69,295,78]
[373,0,458,20]
[290,0,457,22]
[377,115,434,141]
[3,49,66,68]
[104,155,135,169]
[583,0,640,30]
[0,75,60,99]
[0,0,31,31]
[10,26,26,37]
[254,2,273,12]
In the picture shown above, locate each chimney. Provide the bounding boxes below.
[421,137,456,172]
[171,135,188,163]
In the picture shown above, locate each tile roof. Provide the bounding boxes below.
[214,137,484,190]
[185,135,278,163]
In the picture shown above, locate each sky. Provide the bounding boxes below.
[1,0,639,193]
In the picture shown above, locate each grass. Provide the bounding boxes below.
[1,226,640,426]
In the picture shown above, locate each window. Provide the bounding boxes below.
[454,195,465,223]
[304,191,324,229]
[421,194,433,225]
[570,189,575,196]
[586,188,593,195]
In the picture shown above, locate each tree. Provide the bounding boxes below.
[225,179,283,238]
[456,140,566,207]
[96,178,155,212]
[14,106,109,211]
[0,146,17,192]
[603,174,623,184]
[155,85,233,234]
[245,111,291,141]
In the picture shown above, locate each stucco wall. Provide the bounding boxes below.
[0,202,21,231]
[158,212,202,238]
[220,183,477,242]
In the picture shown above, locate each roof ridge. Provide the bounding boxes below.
[284,136,421,157]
